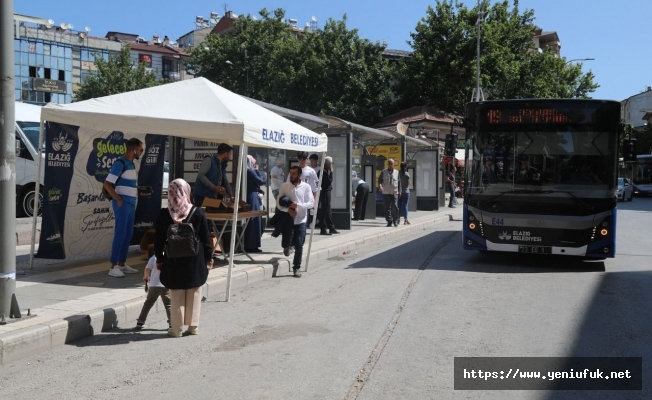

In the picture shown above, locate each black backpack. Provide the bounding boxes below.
[164,207,200,259]
[102,159,125,201]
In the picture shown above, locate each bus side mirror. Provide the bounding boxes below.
[15,140,21,156]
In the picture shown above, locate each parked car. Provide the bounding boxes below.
[15,102,45,217]
[162,161,169,196]
[617,177,633,202]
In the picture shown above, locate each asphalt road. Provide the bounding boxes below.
[2,199,651,400]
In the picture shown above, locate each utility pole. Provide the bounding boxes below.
[475,0,486,102]
[0,0,21,322]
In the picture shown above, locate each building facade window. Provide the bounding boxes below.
[138,53,153,67]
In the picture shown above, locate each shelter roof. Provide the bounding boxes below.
[40,77,327,152]
[374,106,458,127]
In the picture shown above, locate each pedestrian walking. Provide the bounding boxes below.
[135,245,171,330]
[104,138,144,277]
[446,166,457,208]
[378,158,402,227]
[318,157,338,235]
[278,166,315,278]
[244,155,266,252]
[155,179,212,337]
[398,162,411,225]
[287,151,319,227]
[351,171,370,221]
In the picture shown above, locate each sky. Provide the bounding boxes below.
[13,0,651,102]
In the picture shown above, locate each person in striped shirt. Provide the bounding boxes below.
[103,138,144,277]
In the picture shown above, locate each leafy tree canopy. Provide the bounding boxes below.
[184,8,394,126]
[74,44,160,101]
[394,0,599,114]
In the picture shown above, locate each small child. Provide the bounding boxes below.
[136,245,171,329]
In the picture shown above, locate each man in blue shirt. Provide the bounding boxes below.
[103,138,144,277]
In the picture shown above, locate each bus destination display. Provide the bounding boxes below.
[486,108,573,125]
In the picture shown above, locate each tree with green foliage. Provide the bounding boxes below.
[184,8,393,126]
[74,44,160,101]
[394,0,599,115]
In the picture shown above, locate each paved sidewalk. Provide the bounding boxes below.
[1,206,462,365]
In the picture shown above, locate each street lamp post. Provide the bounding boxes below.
[556,58,594,98]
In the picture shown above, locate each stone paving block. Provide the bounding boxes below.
[123,299,145,326]
[205,276,227,300]
[228,271,248,292]
[246,266,265,285]
[0,324,51,365]
[49,318,71,348]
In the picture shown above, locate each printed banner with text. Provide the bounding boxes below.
[37,124,166,259]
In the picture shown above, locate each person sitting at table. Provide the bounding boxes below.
[244,155,266,253]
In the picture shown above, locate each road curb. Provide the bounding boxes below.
[0,209,461,365]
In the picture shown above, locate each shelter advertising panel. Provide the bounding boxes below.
[37,124,166,259]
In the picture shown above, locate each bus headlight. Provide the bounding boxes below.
[469,222,477,230]
[600,228,608,236]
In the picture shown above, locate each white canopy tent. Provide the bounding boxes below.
[30,77,327,300]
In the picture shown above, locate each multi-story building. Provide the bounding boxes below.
[13,13,122,104]
[622,87,652,130]
[13,14,189,105]
[533,28,561,56]
[105,32,189,81]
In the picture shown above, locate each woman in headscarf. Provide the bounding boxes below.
[244,155,267,252]
[155,179,212,337]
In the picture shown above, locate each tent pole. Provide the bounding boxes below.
[29,119,45,270]
[225,144,245,302]
[305,150,326,272]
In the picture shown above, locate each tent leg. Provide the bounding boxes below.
[225,144,246,302]
[304,151,326,272]
[29,120,45,270]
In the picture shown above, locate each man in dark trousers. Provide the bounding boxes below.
[318,156,339,235]
[352,171,370,221]
[278,166,315,277]
[446,166,457,208]
[378,158,401,227]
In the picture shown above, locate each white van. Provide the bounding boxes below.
[14,101,45,217]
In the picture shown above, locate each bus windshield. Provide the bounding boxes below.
[467,128,615,195]
[464,100,620,215]
[635,155,652,185]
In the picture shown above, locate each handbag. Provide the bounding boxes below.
[164,207,200,259]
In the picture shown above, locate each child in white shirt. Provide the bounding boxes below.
[136,245,171,329]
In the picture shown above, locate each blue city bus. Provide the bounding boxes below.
[462,99,621,258]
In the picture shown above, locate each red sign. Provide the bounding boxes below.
[138,54,152,65]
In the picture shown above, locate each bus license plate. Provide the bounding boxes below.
[518,245,551,254]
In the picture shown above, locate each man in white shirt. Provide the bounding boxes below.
[278,166,315,277]
[270,159,285,200]
[288,151,319,226]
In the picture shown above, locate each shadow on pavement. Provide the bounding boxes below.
[346,230,606,273]
[542,270,652,398]
[346,231,457,270]
[72,330,170,347]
